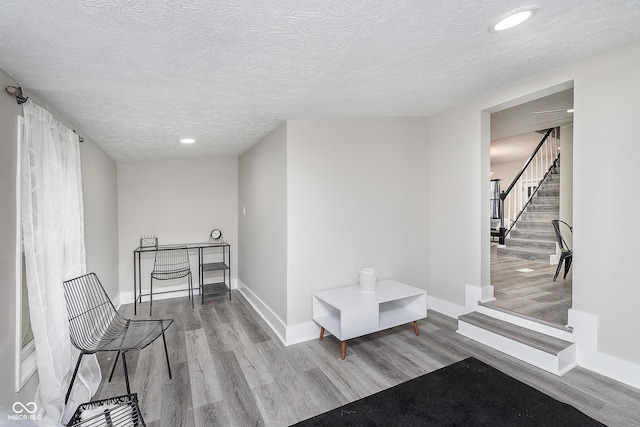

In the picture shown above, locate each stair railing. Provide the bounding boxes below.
[498,127,561,244]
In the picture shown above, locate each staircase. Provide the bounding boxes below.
[497,166,559,262]
[457,305,576,375]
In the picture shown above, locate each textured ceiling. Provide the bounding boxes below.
[1,1,639,162]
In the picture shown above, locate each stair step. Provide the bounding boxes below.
[459,312,572,354]
[530,196,559,206]
[536,188,559,197]
[477,302,571,334]
[503,238,556,251]
[513,222,555,233]
[497,246,551,261]
[509,229,556,241]
[526,204,560,212]
[521,212,559,222]
[541,182,560,189]
[457,311,576,375]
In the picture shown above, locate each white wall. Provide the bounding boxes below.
[559,126,573,248]
[238,123,288,322]
[286,117,429,325]
[81,137,120,300]
[490,159,523,194]
[428,104,487,306]
[428,39,640,367]
[117,158,238,300]
[573,41,640,362]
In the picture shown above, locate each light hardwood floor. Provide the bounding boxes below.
[489,242,572,326]
[94,290,640,427]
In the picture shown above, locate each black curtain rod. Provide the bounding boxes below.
[5,85,28,104]
[73,130,85,143]
[5,86,84,143]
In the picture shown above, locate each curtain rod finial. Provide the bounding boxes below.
[5,86,28,104]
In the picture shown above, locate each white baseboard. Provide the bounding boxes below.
[285,320,324,346]
[426,284,495,319]
[236,280,288,346]
[568,308,640,389]
[428,295,468,318]
[236,281,326,346]
[112,293,122,310]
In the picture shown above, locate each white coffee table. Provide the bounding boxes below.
[312,279,427,359]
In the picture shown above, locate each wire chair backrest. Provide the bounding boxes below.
[551,219,572,252]
[152,246,191,277]
[63,273,121,351]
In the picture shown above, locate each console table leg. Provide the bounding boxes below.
[319,327,325,341]
[341,341,346,360]
[413,320,420,336]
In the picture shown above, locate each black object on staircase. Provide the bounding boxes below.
[551,219,573,281]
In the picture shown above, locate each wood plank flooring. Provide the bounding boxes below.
[489,242,572,326]
[94,290,640,426]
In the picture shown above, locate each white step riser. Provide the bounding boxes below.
[457,321,577,376]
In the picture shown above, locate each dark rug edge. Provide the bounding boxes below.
[292,357,604,426]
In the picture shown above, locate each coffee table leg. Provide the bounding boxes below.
[341,341,346,360]
[319,327,325,341]
[413,321,420,336]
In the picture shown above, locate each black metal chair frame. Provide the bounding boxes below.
[66,393,145,426]
[551,219,573,281]
[63,273,173,404]
[150,246,193,315]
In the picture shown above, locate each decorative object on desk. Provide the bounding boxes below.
[140,235,157,248]
[358,267,377,292]
[209,228,223,243]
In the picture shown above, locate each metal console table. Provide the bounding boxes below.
[133,242,231,315]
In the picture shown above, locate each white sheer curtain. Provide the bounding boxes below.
[20,100,101,424]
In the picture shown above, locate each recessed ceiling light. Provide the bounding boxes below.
[180,138,195,144]
[490,6,538,32]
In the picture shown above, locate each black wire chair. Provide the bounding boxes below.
[66,393,145,426]
[63,273,173,404]
[551,219,573,281]
[150,246,193,315]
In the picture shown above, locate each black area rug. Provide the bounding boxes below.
[293,357,603,426]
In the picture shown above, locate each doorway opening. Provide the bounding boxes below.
[487,85,574,327]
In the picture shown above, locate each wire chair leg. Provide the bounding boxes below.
[162,327,172,379]
[65,353,84,404]
[553,258,563,281]
[564,256,573,279]
[190,273,194,309]
[108,351,121,382]
[150,276,153,316]
[121,351,132,395]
